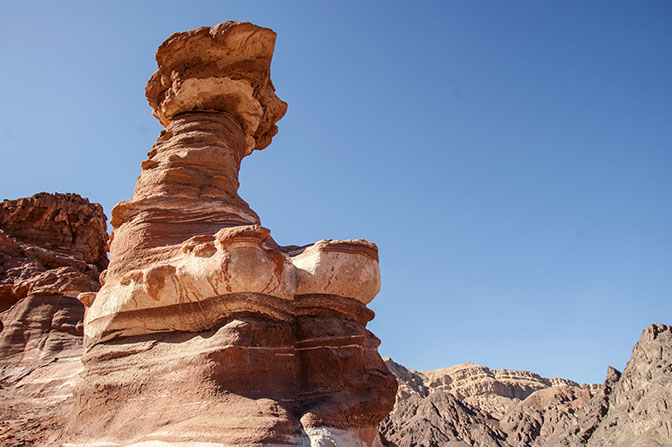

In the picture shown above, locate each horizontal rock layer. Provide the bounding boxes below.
[381,358,596,447]
[89,112,381,346]
[428,363,589,420]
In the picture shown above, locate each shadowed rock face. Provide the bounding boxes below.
[68,21,396,447]
[500,384,594,447]
[0,192,107,446]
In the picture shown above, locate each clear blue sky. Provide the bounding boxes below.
[1,1,670,384]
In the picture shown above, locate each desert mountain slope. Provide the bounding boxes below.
[528,323,672,447]
[381,324,672,447]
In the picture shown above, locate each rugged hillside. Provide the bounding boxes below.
[415,362,589,419]
[526,323,672,447]
[380,324,672,447]
[380,359,595,447]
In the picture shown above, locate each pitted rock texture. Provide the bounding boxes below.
[0,193,107,270]
[69,21,396,447]
[0,192,107,446]
[0,193,107,311]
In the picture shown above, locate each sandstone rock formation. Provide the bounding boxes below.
[0,193,107,312]
[67,21,396,447]
[380,359,508,447]
[380,324,672,447]
[0,192,107,446]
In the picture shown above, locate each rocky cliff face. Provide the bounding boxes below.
[525,323,672,447]
[0,192,107,446]
[1,198,669,447]
[380,324,672,447]
[65,21,396,447]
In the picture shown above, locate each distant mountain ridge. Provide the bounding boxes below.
[380,324,672,447]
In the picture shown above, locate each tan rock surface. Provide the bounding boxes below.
[380,359,510,447]
[145,21,287,151]
[69,21,396,447]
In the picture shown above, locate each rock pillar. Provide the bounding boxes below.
[69,22,396,447]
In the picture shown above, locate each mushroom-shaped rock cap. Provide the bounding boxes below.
[146,21,288,152]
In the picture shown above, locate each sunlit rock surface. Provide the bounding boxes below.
[67,21,396,447]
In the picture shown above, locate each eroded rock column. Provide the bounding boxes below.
[69,21,396,447]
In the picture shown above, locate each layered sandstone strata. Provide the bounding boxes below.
[69,22,396,447]
[420,362,590,419]
[0,193,107,446]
